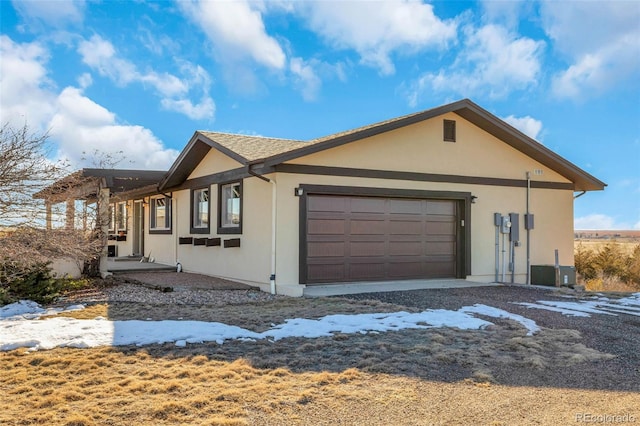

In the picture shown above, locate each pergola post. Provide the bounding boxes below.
[65,199,75,230]
[45,201,52,231]
[98,187,111,277]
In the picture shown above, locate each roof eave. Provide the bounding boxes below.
[158,131,249,191]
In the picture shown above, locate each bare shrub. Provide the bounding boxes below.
[574,242,640,290]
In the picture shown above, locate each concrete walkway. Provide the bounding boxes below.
[303,279,501,297]
[106,258,176,273]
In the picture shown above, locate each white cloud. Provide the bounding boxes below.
[502,115,543,140]
[289,57,322,102]
[11,0,85,27]
[0,36,56,131]
[573,214,638,231]
[406,24,544,106]
[574,214,616,230]
[480,0,528,29]
[177,0,286,70]
[541,1,640,99]
[0,35,177,171]
[296,0,457,75]
[77,35,215,120]
[77,72,92,89]
[50,87,179,170]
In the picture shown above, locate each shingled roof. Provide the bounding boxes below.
[159,99,606,192]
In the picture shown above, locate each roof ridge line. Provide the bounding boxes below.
[197,130,304,143]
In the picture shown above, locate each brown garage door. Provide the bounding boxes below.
[305,195,458,284]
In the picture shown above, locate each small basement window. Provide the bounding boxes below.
[218,181,242,234]
[150,196,172,234]
[191,187,210,234]
[443,119,456,142]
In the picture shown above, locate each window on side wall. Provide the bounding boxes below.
[218,181,242,234]
[150,196,172,234]
[116,202,127,232]
[108,204,115,233]
[191,187,210,234]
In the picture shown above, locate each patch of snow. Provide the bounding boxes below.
[460,304,540,335]
[0,302,542,351]
[515,293,640,318]
[0,301,85,320]
[516,302,592,317]
[0,301,45,319]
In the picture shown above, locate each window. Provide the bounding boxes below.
[218,181,242,234]
[116,202,127,232]
[108,205,115,233]
[191,187,210,233]
[443,119,456,142]
[150,196,172,234]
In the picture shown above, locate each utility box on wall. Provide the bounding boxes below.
[531,265,576,287]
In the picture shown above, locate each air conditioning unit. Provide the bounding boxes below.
[531,265,576,287]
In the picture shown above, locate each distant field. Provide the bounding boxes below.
[575,229,640,241]
[575,230,639,254]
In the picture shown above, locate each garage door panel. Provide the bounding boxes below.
[349,263,386,280]
[426,200,456,215]
[350,219,387,235]
[389,219,423,234]
[308,219,345,235]
[426,241,456,255]
[388,241,423,256]
[307,242,345,257]
[426,221,456,235]
[308,196,347,212]
[388,262,423,278]
[306,195,458,283]
[425,261,456,276]
[389,199,422,214]
[307,264,345,282]
[350,197,386,213]
[350,241,386,257]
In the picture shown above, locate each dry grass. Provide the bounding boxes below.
[1,346,637,426]
[4,289,639,424]
[574,240,638,255]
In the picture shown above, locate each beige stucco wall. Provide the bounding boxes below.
[289,112,570,184]
[165,149,273,288]
[189,148,243,179]
[273,113,575,286]
[272,172,574,286]
[140,113,576,293]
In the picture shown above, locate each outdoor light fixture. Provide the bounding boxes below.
[294,187,304,196]
[471,195,478,203]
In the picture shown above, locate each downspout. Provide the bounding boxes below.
[573,190,586,199]
[526,172,531,285]
[247,166,277,295]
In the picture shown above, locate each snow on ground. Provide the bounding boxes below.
[0,300,85,320]
[515,293,640,318]
[1,300,539,351]
[3,293,638,351]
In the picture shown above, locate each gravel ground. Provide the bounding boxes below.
[53,278,640,392]
[343,285,640,391]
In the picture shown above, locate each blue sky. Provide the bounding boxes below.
[1,0,639,230]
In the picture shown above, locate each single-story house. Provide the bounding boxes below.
[40,99,605,296]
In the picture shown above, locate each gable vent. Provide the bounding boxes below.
[443,119,456,142]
